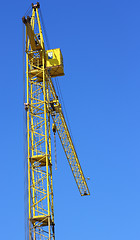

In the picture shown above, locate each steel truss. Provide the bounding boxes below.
[23,3,90,240]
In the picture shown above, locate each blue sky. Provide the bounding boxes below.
[0,0,140,239]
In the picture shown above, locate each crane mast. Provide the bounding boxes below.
[23,2,90,240]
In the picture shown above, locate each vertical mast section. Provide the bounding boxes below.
[23,3,54,240]
[23,2,90,239]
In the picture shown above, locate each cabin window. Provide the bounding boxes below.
[48,52,53,59]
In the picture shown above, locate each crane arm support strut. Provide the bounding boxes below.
[47,79,90,196]
[52,111,90,196]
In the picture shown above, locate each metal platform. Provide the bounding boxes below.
[30,155,46,166]
[31,215,54,226]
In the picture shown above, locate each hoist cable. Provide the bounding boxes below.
[23,22,28,240]
[39,9,51,49]
[24,5,32,17]
[23,22,26,240]
[38,6,77,165]
[55,78,76,148]
[54,133,57,170]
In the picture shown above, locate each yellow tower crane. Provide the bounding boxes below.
[22,2,90,240]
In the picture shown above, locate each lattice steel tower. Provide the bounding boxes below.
[22,2,90,240]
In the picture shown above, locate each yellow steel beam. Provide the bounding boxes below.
[23,3,90,240]
[47,78,90,196]
[24,4,55,240]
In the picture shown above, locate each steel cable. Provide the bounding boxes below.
[39,9,50,50]
[23,22,29,240]
[54,78,76,148]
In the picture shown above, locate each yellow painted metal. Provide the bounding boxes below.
[23,3,90,240]
[47,78,90,196]
[27,48,64,79]
[24,5,54,240]
[46,48,64,77]
[26,21,42,50]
